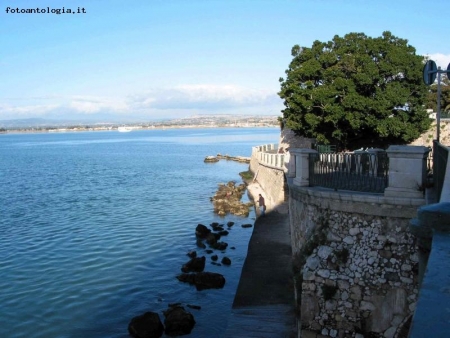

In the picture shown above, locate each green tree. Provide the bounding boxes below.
[426,75,450,114]
[278,31,431,150]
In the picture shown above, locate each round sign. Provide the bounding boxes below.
[423,60,437,85]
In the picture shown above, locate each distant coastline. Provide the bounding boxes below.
[0,115,280,134]
[1,124,279,135]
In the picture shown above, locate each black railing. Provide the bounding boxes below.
[433,140,448,202]
[309,152,389,193]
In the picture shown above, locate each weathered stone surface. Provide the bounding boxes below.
[306,255,320,270]
[128,312,164,338]
[181,256,205,273]
[163,305,196,336]
[301,294,319,324]
[204,156,219,163]
[317,245,333,259]
[176,272,226,290]
[211,181,252,216]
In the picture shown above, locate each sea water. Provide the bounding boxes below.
[0,127,280,338]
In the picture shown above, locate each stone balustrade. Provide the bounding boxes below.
[289,145,430,198]
[251,143,287,170]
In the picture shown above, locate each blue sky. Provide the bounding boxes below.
[1,0,449,122]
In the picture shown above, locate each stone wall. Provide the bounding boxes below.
[254,164,286,207]
[289,186,422,338]
[250,145,287,208]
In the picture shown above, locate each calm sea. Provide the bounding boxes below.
[0,127,280,338]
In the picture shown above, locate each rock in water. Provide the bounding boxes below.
[195,224,211,238]
[176,272,226,290]
[221,257,231,265]
[163,305,196,336]
[187,250,197,258]
[128,312,164,338]
[181,256,206,273]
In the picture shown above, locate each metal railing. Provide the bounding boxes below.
[433,140,449,202]
[309,151,389,193]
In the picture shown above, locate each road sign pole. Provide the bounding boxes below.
[437,67,442,142]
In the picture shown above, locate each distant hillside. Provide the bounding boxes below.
[410,120,450,147]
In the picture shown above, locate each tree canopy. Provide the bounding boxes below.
[426,75,450,115]
[278,31,431,150]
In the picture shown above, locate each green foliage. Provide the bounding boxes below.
[239,170,254,180]
[278,31,431,150]
[426,75,450,113]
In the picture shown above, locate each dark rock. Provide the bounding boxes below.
[212,225,224,231]
[211,255,218,261]
[163,305,196,336]
[227,221,234,227]
[187,251,197,258]
[176,272,226,290]
[204,156,219,163]
[221,257,231,265]
[218,230,229,236]
[230,246,236,250]
[168,303,182,307]
[206,233,219,246]
[195,224,211,238]
[187,304,201,310]
[196,238,206,249]
[211,262,221,266]
[210,222,220,227]
[176,273,196,284]
[128,312,164,338]
[181,256,206,273]
[212,241,228,250]
[205,249,213,254]
[242,223,253,228]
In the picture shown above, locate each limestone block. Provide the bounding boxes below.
[317,245,333,259]
[301,294,320,324]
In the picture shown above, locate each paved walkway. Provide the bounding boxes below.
[224,184,297,337]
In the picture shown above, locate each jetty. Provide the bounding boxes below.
[204,154,251,163]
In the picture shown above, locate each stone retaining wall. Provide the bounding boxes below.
[250,145,287,208]
[289,185,423,338]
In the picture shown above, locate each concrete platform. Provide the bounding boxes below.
[224,194,297,337]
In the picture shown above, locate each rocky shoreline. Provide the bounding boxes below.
[128,167,258,337]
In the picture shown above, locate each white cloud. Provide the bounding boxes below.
[0,103,59,118]
[68,96,129,114]
[0,85,283,121]
[426,53,450,69]
[129,85,281,111]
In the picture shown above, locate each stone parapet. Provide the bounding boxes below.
[384,145,430,199]
[289,148,318,187]
[408,202,450,337]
